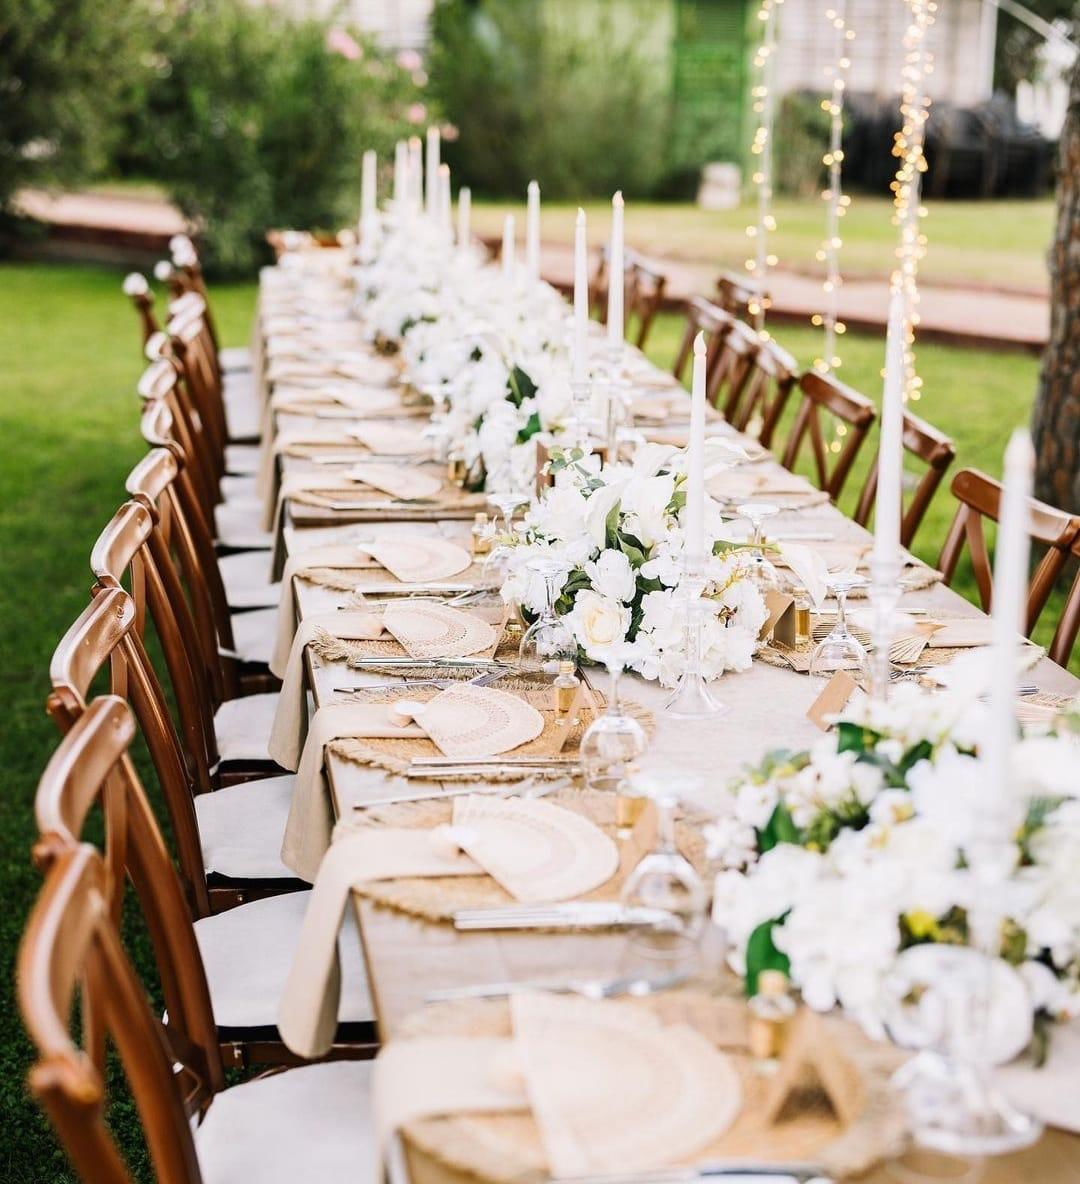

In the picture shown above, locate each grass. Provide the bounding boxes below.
[0,260,1071,1178]
[471,196,1055,291]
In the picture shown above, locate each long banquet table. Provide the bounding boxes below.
[264,259,1080,1183]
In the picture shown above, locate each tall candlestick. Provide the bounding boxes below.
[573,207,588,384]
[607,191,625,347]
[407,137,422,213]
[685,331,707,558]
[986,429,1034,806]
[425,126,440,217]
[457,186,471,251]
[874,288,905,563]
[360,149,377,243]
[526,180,541,284]
[392,141,405,206]
[502,214,516,285]
[438,163,451,233]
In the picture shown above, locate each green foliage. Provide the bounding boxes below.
[428,0,672,198]
[757,802,802,853]
[775,90,833,198]
[124,1,427,273]
[0,0,154,230]
[744,917,791,997]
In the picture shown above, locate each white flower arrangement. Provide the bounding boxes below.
[707,681,1080,1058]
[501,442,770,684]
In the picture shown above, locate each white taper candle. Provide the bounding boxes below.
[526,180,541,284]
[457,186,471,252]
[986,429,1034,807]
[573,207,588,384]
[438,163,451,233]
[502,214,515,285]
[607,191,625,347]
[685,331,707,558]
[407,137,422,213]
[392,142,405,206]
[425,126,440,217]
[873,288,905,563]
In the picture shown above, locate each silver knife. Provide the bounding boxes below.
[453,903,675,930]
[425,968,689,1002]
[346,656,512,669]
[557,1164,829,1184]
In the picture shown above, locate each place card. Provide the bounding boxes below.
[762,1009,864,1128]
[806,670,858,730]
[759,590,796,647]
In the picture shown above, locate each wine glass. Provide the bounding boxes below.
[580,647,648,792]
[737,501,782,597]
[808,571,870,683]
[482,489,529,582]
[620,778,707,974]
[517,557,576,679]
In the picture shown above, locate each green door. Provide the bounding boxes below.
[670,0,749,183]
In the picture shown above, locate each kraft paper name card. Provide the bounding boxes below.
[806,670,858,730]
[759,590,796,647]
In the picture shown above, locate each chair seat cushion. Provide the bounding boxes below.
[194,890,373,1030]
[224,371,263,442]
[221,474,259,504]
[231,607,279,666]
[214,692,280,764]
[195,1060,375,1184]
[224,443,261,476]
[195,774,295,880]
[219,549,280,609]
[214,502,273,551]
[219,345,253,373]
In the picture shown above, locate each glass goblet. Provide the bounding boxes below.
[517,557,576,680]
[808,571,870,683]
[580,650,648,793]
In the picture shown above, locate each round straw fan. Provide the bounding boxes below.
[451,795,618,903]
[348,422,423,454]
[510,992,742,1178]
[345,463,442,500]
[358,536,472,582]
[383,602,496,659]
[397,684,543,759]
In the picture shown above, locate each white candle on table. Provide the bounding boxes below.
[392,141,405,206]
[360,149,377,241]
[457,186,471,251]
[502,214,516,285]
[986,429,1034,805]
[407,137,422,213]
[873,288,905,564]
[573,207,588,384]
[438,163,451,233]
[425,126,440,217]
[685,331,707,559]
[607,191,625,348]
[526,180,541,284]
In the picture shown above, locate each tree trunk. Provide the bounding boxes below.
[1032,56,1080,513]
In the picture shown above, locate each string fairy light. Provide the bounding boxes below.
[745,0,783,337]
[811,6,854,382]
[889,0,936,406]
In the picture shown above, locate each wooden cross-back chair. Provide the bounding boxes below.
[1049,535,1080,667]
[709,317,762,421]
[21,704,377,1183]
[169,235,223,358]
[715,270,766,323]
[164,298,230,474]
[592,247,669,350]
[780,370,877,502]
[122,273,159,346]
[671,297,734,387]
[728,332,799,450]
[854,409,956,549]
[937,468,1080,636]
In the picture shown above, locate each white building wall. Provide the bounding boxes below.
[774,0,994,107]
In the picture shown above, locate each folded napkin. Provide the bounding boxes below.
[263,473,365,532]
[926,618,998,648]
[356,535,472,583]
[777,542,831,609]
[341,463,442,500]
[269,386,404,418]
[348,422,428,455]
[708,469,820,500]
[281,796,619,1057]
[278,824,480,1057]
[256,426,362,501]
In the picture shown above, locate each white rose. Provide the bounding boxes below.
[585,548,637,603]
[532,485,589,542]
[565,590,629,662]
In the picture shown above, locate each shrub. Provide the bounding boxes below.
[131,1,429,274]
[428,0,672,199]
[775,91,833,197]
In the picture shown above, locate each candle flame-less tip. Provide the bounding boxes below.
[1004,427,1034,472]
[528,179,539,194]
[613,190,624,207]
[576,207,586,225]
[693,330,707,356]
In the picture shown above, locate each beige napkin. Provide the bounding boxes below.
[511,992,742,1178]
[708,469,820,501]
[263,473,366,532]
[349,422,427,455]
[342,463,442,500]
[270,387,404,418]
[926,618,998,648]
[272,546,377,671]
[256,426,365,501]
[280,702,426,881]
[278,825,480,1057]
[777,542,831,609]
[996,1020,1080,1133]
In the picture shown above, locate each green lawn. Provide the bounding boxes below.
[472,196,1055,291]
[0,260,1071,1179]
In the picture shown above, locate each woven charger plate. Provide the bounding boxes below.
[298,558,489,593]
[393,992,908,1183]
[346,787,693,922]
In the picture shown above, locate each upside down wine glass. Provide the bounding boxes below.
[517,557,577,680]
[483,489,530,582]
[808,571,870,684]
[580,646,648,793]
[737,501,782,597]
[664,555,727,719]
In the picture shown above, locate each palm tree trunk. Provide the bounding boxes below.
[1032,56,1080,513]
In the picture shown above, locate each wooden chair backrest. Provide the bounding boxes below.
[90,501,220,777]
[165,299,228,466]
[170,236,222,356]
[46,586,211,917]
[122,273,159,347]
[1049,534,1080,667]
[854,409,956,548]
[709,318,761,420]
[729,333,799,450]
[715,270,765,322]
[624,255,667,350]
[780,370,877,501]
[671,297,734,386]
[937,468,1080,635]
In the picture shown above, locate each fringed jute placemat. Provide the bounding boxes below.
[297,559,490,594]
[392,992,908,1183]
[346,787,698,923]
